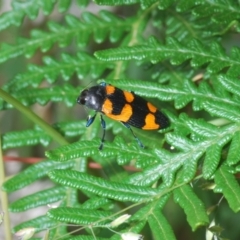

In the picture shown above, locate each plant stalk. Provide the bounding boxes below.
[0,88,68,146]
[0,136,12,240]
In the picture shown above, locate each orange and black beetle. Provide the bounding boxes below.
[77,82,169,150]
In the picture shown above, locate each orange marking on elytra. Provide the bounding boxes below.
[105,103,132,122]
[123,91,134,102]
[142,113,160,130]
[105,85,115,95]
[102,99,113,114]
[147,102,157,113]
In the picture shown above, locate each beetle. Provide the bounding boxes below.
[77,82,169,150]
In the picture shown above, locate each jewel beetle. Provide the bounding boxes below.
[77,82,169,150]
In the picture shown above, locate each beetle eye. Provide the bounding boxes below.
[77,96,86,105]
[77,90,88,105]
[80,97,86,105]
[77,96,84,105]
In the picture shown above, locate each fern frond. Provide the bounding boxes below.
[12,215,58,234]
[130,118,239,186]
[214,165,240,212]
[47,114,239,188]
[203,144,224,179]
[0,10,131,64]
[46,137,159,166]
[127,194,169,222]
[127,136,202,187]
[173,185,209,231]
[203,101,240,122]
[189,0,240,25]
[2,160,74,192]
[0,0,92,31]
[158,0,240,27]
[2,128,51,149]
[47,207,113,225]
[46,140,100,161]
[11,84,80,107]
[181,116,221,139]
[180,117,239,177]
[148,208,176,240]
[53,120,87,137]
[9,187,66,212]
[164,13,201,42]
[2,121,88,149]
[58,0,90,11]
[95,0,139,6]
[4,52,111,91]
[81,197,112,210]
[0,11,24,31]
[218,74,240,97]
[49,169,159,202]
[0,0,51,31]
[226,131,240,165]
[95,37,240,75]
[12,0,54,16]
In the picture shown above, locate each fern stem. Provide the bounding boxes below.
[0,88,68,146]
[0,136,12,240]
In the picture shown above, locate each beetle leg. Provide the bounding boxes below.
[122,122,144,148]
[86,113,97,127]
[99,114,106,150]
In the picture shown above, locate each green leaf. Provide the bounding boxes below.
[9,187,66,212]
[128,139,203,187]
[226,131,240,165]
[49,170,159,202]
[173,185,209,231]
[0,11,24,31]
[76,0,90,7]
[95,37,240,75]
[183,116,220,138]
[203,144,224,180]
[176,0,197,11]
[95,0,139,5]
[2,129,51,149]
[218,74,240,97]
[12,0,50,17]
[130,194,170,222]
[0,11,132,64]
[12,215,58,234]
[192,0,240,25]
[46,137,159,166]
[46,140,100,161]
[82,197,113,210]
[0,1,61,31]
[2,160,74,192]
[148,209,176,240]
[214,165,240,212]
[58,0,71,12]
[48,207,113,225]
[4,52,110,91]
[53,120,87,137]
[203,101,240,122]
[11,84,80,107]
